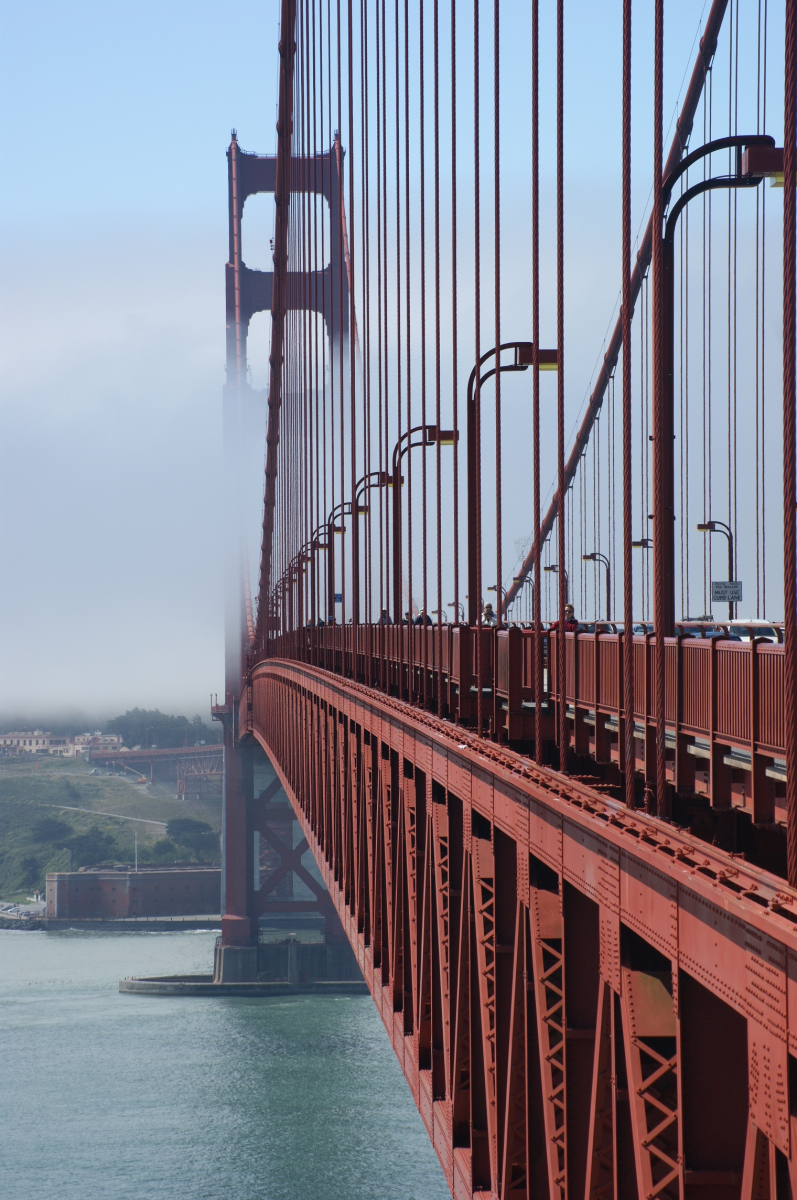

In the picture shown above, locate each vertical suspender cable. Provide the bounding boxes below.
[594,416,599,617]
[434,0,443,714]
[702,84,708,615]
[685,203,690,620]
[762,0,768,615]
[448,2,460,628]
[382,0,390,648]
[727,5,733,605]
[642,279,647,623]
[376,0,385,676]
[680,194,684,620]
[302,0,311,630]
[622,0,635,808]
[320,0,328,625]
[312,0,319,629]
[783,0,797,886]
[474,0,483,734]
[756,0,763,618]
[452,0,460,626]
[347,0,358,627]
[329,0,337,625]
[732,0,739,604]
[652,0,668,819]
[393,0,402,626]
[336,1,345,624]
[707,71,713,608]
[557,0,567,771]
[404,0,413,642]
[493,0,502,629]
[364,0,374,652]
[420,0,429,699]
[532,0,543,763]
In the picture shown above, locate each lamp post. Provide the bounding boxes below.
[447,601,466,623]
[696,519,735,619]
[326,500,351,623]
[466,341,557,625]
[281,552,306,632]
[306,523,330,627]
[652,133,777,822]
[582,552,611,620]
[391,426,457,622]
[297,545,314,629]
[543,563,569,606]
[513,575,534,623]
[351,471,389,624]
[654,133,776,638]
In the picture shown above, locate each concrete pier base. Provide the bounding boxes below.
[213,942,258,983]
[119,922,366,997]
[119,975,369,997]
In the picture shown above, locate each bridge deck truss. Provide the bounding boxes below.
[246,660,797,1200]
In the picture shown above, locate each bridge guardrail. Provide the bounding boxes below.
[257,624,786,823]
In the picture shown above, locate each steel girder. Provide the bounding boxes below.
[245,659,797,1200]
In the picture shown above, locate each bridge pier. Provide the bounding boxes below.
[213,701,360,982]
[213,941,258,983]
[220,729,252,949]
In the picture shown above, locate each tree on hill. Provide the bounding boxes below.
[106,709,221,749]
[64,826,119,868]
[146,838,180,862]
[166,818,219,860]
[32,817,73,843]
[19,856,42,889]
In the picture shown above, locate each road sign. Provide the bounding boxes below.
[711,581,743,603]
[334,593,342,603]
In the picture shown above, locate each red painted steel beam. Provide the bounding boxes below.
[246,661,797,1198]
[88,747,223,762]
[503,0,729,615]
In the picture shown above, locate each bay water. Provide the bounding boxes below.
[0,929,449,1200]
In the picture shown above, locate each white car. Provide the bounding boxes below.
[725,620,782,644]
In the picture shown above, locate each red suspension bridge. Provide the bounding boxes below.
[213,0,797,1194]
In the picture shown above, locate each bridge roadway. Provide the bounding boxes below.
[235,652,797,1200]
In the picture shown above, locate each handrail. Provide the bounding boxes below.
[251,627,786,792]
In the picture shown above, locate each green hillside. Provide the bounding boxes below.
[0,758,221,901]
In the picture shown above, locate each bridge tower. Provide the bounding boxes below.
[216,123,352,974]
[223,129,350,701]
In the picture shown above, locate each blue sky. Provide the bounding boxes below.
[0,2,280,221]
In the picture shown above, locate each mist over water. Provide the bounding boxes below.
[0,930,449,1200]
[0,220,227,719]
